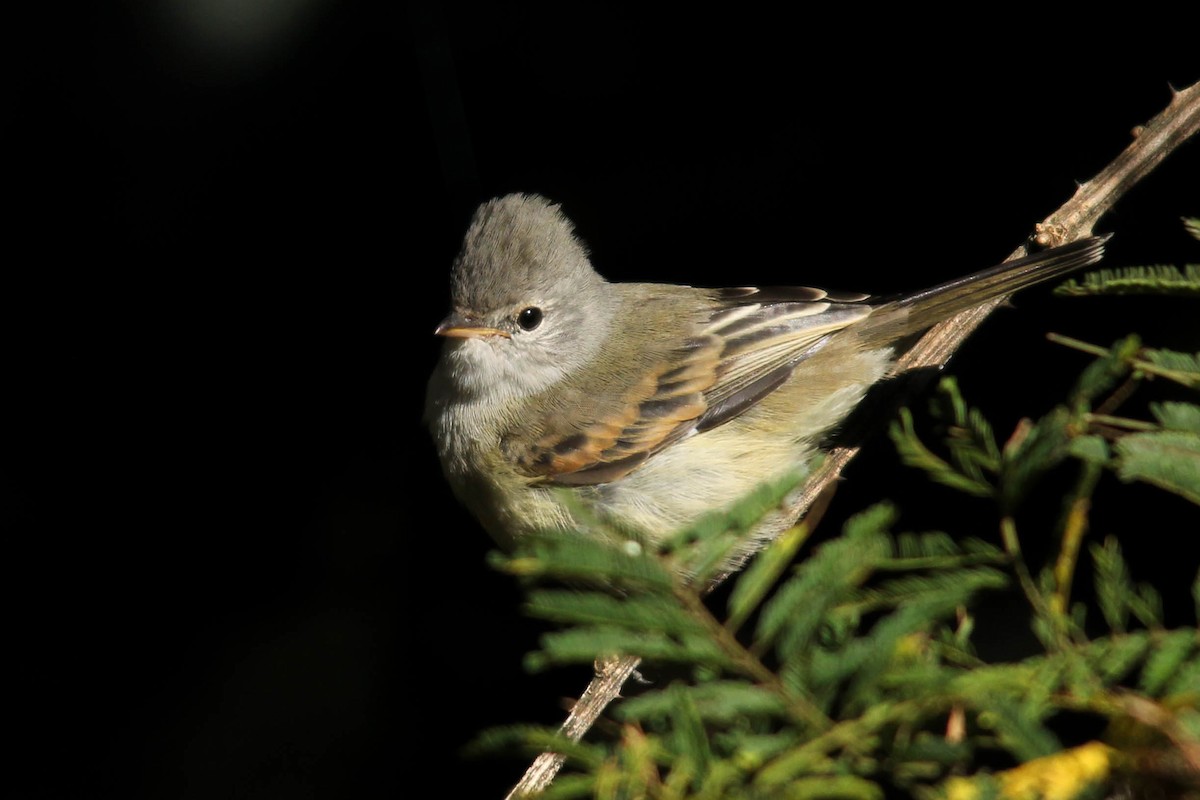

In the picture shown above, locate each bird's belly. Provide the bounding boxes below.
[591,345,892,553]
[434,345,891,559]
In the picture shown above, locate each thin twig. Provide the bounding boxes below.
[504,655,642,800]
[1050,462,1101,621]
[1048,331,1200,387]
[999,515,1066,649]
[505,80,1200,799]
[672,583,830,732]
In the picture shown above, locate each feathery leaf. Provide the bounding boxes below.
[1114,429,1200,505]
[890,409,994,497]
[1138,629,1198,697]
[525,591,705,636]
[1054,263,1200,296]
[726,521,811,633]
[529,627,729,671]
[619,682,788,726]
[1142,348,1200,388]
[1150,400,1200,433]
[1091,537,1133,634]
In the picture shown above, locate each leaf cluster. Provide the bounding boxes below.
[477,259,1200,799]
[1055,217,1200,297]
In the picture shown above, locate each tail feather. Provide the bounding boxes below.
[862,235,1110,344]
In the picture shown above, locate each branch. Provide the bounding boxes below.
[504,655,642,800]
[794,81,1200,528]
[504,80,1200,799]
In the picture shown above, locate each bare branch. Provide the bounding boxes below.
[504,655,641,800]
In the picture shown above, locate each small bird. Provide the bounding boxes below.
[425,194,1107,562]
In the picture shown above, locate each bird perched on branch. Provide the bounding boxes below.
[425,193,1107,563]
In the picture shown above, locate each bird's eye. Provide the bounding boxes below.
[517,307,543,331]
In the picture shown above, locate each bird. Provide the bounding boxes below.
[425,193,1107,565]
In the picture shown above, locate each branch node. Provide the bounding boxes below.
[1034,222,1069,248]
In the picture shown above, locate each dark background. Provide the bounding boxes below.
[5,3,1198,798]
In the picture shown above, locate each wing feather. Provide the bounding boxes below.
[507,288,874,485]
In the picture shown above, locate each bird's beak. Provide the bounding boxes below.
[434,312,511,339]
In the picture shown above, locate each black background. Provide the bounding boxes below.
[5,3,1198,798]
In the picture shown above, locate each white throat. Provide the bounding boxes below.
[437,335,570,405]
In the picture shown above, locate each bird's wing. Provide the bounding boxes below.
[503,236,1110,487]
[504,286,874,486]
[693,287,873,432]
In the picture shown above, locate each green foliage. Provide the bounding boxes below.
[1114,429,1200,505]
[894,337,1200,513]
[890,410,995,498]
[1145,354,1200,391]
[480,332,1198,795]
[1053,264,1200,296]
[1056,216,1200,296]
